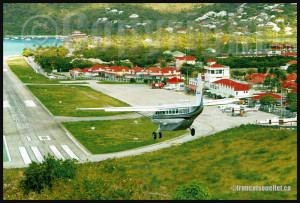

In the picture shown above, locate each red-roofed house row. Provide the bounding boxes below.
[69,65,183,80]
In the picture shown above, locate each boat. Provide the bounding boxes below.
[25,38,31,41]
[4,37,9,39]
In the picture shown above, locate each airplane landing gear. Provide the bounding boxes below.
[153,125,162,139]
[158,132,162,139]
[189,127,195,136]
[152,132,157,139]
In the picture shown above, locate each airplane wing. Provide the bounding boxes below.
[203,98,239,106]
[76,103,191,112]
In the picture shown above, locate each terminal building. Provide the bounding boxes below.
[203,59,230,83]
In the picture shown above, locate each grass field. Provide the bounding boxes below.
[62,117,188,154]
[5,58,59,84]
[3,125,297,200]
[27,85,131,117]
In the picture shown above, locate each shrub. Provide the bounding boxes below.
[19,154,77,194]
[129,78,136,83]
[172,180,211,200]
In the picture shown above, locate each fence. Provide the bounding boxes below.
[259,105,297,118]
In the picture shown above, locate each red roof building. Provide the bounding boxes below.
[286,60,297,65]
[165,77,185,84]
[208,79,250,98]
[174,56,196,61]
[245,73,275,84]
[281,52,297,56]
[174,56,196,69]
[250,93,283,100]
[207,59,216,63]
[213,79,250,91]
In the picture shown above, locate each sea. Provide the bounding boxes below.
[3,38,63,56]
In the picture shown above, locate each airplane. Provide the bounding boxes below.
[221,105,260,113]
[76,74,239,139]
[256,116,297,125]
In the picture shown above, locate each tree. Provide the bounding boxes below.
[290,102,297,112]
[259,95,277,106]
[172,180,211,200]
[286,92,297,104]
[180,63,195,77]
[286,64,297,74]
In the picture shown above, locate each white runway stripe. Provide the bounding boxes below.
[61,145,79,160]
[3,101,11,108]
[31,146,44,163]
[49,145,65,160]
[3,69,7,72]
[24,100,36,107]
[19,147,32,165]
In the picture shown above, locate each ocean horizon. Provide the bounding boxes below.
[3,38,63,56]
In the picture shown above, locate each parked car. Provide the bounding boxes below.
[151,83,165,89]
[285,106,290,110]
[276,102,281,106]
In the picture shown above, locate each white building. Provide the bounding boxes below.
[204,61,230,83]
[207,79,250,98]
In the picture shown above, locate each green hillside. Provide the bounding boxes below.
[3,3,297,37]
[3,125,297,200]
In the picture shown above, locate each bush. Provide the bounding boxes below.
[172,180,211,200]
[129,78,136,83]
[19,154,78,194]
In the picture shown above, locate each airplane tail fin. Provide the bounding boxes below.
[190,73,203,106]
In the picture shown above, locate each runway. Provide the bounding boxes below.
[3,58,89,168]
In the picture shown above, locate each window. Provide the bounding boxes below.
[236,92,238,95]
[211,70,215,74]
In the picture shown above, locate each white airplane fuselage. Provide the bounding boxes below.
[151,97,204,131]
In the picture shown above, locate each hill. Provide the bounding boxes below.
[3,3,297,38]
[3,124,297,200]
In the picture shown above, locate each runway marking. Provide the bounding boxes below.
[3,101,11,108]
[49,145,65,160]
[31,146,44,163]
[38,136,51,141]
[26,136,32,142]
[3,136,12,162]
[19,147,32,165]
[61,145,79,160]
[3,69,7,72]
[24,100,37,107]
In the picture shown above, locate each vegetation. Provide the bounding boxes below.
[26,85,131,117]
[5,58,59,84]
[62,117,188,154]
[20,155,78,194]
[172,180,211,200]
[217,55,296,69]
[3,124,297,200]
[259,95,277,106]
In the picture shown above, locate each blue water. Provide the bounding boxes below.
[3,38,63,56]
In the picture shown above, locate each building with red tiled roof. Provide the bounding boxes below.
[208,79,250,98]
[268,43,296,56]
[250,93,283,100]
[165,77,185,83]
[174,56,196,69]
[165,77,185,89]
[245,73,275,84]
[281,52,297,57]
[204,63,230,83]
[286,60,297,65]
